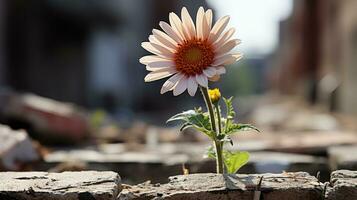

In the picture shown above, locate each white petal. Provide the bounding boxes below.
[148,34,156,43]
[146,66,173,72]
[224,58,237,65]
[181,7,196,39]
[141,42,172,58]
[215,39,240,56]
[215,66,226,75]
[150,42,175,56]
[173,76,188,96]
[139,55,170,65]
[196,74,208,87]
[196,7,210,40]
[202,13,210,39]
[233,53,243,59]
[147,60,175,68]
[144,68,176,82]
[159,21,183,43]
[161,73,183,94]
[187,76,198,96]
[169,12,186,40]
[232,53,243,63]
[213,53,242,66]
[141,42,160,55]
[148,35,174,52]
[203,67,216,77]
[205,9,213,29]
[213,27,236,49]
[213,54,235,66]
[208,16,230,42]
[153,29,177,49]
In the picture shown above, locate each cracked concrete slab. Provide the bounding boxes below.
[0,171,121,200]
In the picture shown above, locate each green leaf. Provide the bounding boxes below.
[223,97,235,133]
[204,146,216,159]
[224,151,250,173]
[226,123,260,135]
[167,109,214,138]
[167,110,196,122]
[179,123,191,131]
[223,97,235,118]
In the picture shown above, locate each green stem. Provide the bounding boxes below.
[200,86,217,133]
[214,103,222,134]
[214,140,224,173]
[200,86,224,174]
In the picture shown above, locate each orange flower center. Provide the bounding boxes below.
[174,38,214,76]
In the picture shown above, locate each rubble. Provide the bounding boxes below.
[0,124,39,170]
[232,131,357,155]
[117,122,204,144]
[0,171,121,200]
[0,92,89,144]
[251,95,340,132]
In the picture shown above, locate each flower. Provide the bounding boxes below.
[208,88,221,103]
[140,7,242,96]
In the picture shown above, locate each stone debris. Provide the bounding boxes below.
[118,122,204,144]
[45,149,189,165]
[118,172,323,200]
[1,92,89,144]
[325,170,357,200]
[283,112,339,132]
[250,95,340,132]
[328,145,357,170]
[0,124,40,170]
[0,171,121,200]
[232,131,357,154]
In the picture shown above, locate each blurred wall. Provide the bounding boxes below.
[324,0,357,114]
[0,0,207,116]
[0,1,5,85]
[273,0,357,115]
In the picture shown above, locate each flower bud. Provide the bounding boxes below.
[208,88,221,104]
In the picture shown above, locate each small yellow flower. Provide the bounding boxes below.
[208,88,221,103]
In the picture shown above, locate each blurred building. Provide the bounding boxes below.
[273,0,357,115]
[0,0,207,116]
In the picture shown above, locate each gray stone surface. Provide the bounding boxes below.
[326,170,357,200]
[118,172,323,200]
[0,171,121,200]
